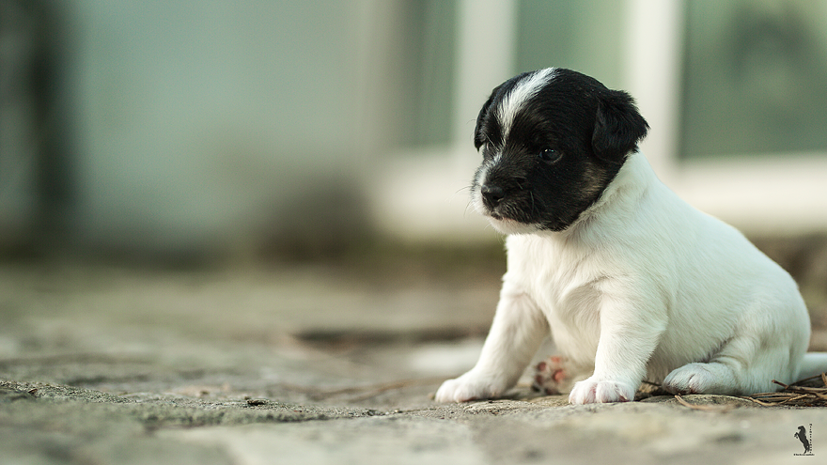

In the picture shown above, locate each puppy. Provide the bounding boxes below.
[435,67,827,404]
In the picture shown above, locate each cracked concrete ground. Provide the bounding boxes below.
[2,255,827,464]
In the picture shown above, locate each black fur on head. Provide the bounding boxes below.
[472,68,649,232]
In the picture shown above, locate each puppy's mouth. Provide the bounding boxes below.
[473,190,543,234]
[488,212,523,224]
[478,190,534,223]
[483,208,542,235]
[487,208,528,225]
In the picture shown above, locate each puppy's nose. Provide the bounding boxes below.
[481,184,505,206]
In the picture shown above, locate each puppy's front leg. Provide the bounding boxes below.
[435,282,548,403]
[568,291,666,404]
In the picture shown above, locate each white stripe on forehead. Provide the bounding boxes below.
[496,68,556,139]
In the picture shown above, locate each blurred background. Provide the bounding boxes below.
[1,0,826,306]
[3,0,827,259]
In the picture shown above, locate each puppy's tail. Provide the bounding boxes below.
[798,352,827,381]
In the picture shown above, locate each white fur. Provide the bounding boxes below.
[496,68,556,140]
[436,152,814,404]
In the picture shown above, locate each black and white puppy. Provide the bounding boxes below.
[435,68,826,404]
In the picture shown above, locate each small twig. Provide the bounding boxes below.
[739,372,827,407]
[742,396,780,407]
[777,394,812,405]
[784,385,827,392]
[772,379,790,389]
[345,380,436,402]
[674,394,735,412]
[273,377,446,402]
[786,373,827,386]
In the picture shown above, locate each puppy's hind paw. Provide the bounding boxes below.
[568,377,636,404]
[532,356,570,395]
[662,363,721,395]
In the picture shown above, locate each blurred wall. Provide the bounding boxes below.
[2,0,827,263]
[2,0,459,261]
[72,0,395,260]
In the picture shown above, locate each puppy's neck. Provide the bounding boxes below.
[552,152,657,242]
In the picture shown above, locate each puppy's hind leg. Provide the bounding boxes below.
[663,334,804,396]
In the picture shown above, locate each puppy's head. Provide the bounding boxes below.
[471,68,649,234]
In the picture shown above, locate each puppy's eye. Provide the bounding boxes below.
[539,148,562,164]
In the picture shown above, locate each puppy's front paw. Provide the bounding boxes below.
[568,376,636,404]
[435,371,507,403]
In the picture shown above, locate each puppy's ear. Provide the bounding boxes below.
[592,90,649,162]
[473,84,504,150]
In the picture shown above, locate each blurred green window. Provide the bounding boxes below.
[680,0,827,159]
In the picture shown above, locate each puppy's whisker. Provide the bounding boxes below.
[449,185,475,207]
[464,201,475,218]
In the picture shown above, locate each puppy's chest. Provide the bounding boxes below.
[507,236,605,323]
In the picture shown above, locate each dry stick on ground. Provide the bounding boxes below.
[674,394,736,412]
[639,373,827,408]
[742,372,827,407]
[271,377,448,402]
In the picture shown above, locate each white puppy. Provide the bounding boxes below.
[435,68,826,404]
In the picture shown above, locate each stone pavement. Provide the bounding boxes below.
[1,260,826,464]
